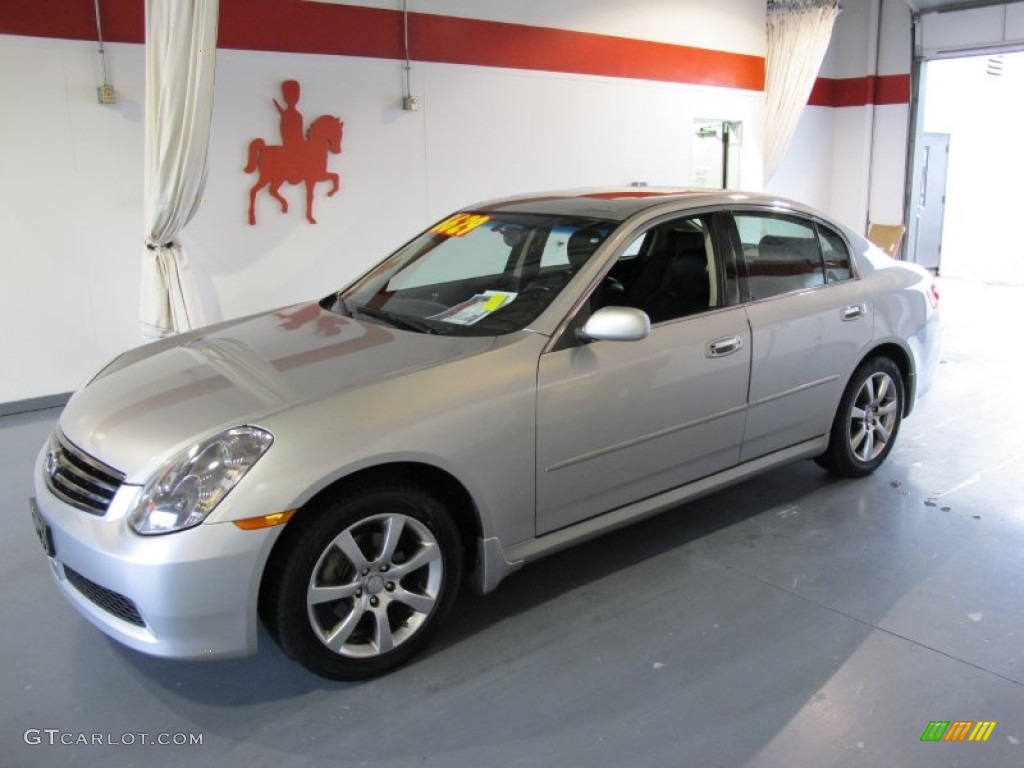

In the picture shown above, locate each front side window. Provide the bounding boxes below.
[595,216,722,324]
[734,213,825,300]
[338,213,615,336]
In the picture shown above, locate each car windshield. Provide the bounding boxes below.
[336,212,616,335]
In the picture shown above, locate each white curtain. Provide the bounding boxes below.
[141,0,219,338]
[764,0,840,181]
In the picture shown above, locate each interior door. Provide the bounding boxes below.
[909,132,950,272]
[691,120,741,190]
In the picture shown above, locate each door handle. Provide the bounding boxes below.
[706,336,744,358]
[842,303,866,321]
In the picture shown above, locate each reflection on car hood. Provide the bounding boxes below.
[59,303,495,479]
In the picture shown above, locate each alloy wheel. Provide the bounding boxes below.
[306,513,443,658]
[848,371,899,462]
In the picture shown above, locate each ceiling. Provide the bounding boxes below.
[904,0,1022,13]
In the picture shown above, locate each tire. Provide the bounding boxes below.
[260,483,462,680]
[816,356,904,478]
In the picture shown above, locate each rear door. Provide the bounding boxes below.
[729,211,873,461]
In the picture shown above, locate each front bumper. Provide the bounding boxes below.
[30,449,282,660]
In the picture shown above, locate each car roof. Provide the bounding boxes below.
[470,187,823,222]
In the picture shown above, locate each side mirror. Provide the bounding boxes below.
[577,306,651,342]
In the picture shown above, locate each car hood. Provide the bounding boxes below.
[58,303,495,480]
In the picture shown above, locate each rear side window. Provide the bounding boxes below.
[817,224,854,283]
[734,213,825,299]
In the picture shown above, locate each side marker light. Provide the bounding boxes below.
[233,510,297,531]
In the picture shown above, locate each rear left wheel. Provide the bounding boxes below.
[816,356,904,478]
[260,483,462,680]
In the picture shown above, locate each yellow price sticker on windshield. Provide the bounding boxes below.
[483,294,506,311]
[432,213,490,238]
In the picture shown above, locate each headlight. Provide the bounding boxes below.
[128,427,274,535]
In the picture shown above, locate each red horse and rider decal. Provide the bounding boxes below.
[245,80,344,225]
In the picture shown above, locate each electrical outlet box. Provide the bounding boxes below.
[402,95,420,111]
[97,84,116,105]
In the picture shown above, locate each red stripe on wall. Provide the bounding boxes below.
[218,1,406,61]
[808,74,910,107]
[409,13,763,90]
[1,0,763,91]
[874,74,911,105]
[0,0,142,44]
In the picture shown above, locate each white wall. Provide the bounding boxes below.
[192,54,764,323]
[866,0,912,230]
[0,0,766,403]
[0,36,145,403]
[767,0,912,233]
[763,106,835,209]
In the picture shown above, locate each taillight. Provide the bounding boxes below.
[927,281,940,309]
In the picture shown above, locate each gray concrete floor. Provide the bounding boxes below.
[3,274,1023,768]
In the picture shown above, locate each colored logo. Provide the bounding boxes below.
[246,80,344,225]
[920,721,997,742]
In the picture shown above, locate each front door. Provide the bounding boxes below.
[535,213,750,535]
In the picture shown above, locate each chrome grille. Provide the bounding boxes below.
[63,565,145,627]
[44,432,125,516]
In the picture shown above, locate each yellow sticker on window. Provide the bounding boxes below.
[483,294,506,312]
[431,213,490,238]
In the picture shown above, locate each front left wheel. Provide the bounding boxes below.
[260,483,463,680]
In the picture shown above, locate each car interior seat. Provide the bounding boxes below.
[641,231,710,323]
[752,234,824,297]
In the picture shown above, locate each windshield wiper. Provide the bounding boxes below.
[355,305,437,334]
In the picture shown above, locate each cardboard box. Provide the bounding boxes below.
[867,223,906,259]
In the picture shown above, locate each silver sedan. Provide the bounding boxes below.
[30,189,941,679]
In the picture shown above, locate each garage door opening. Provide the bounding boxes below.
[909,51,1024,280]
